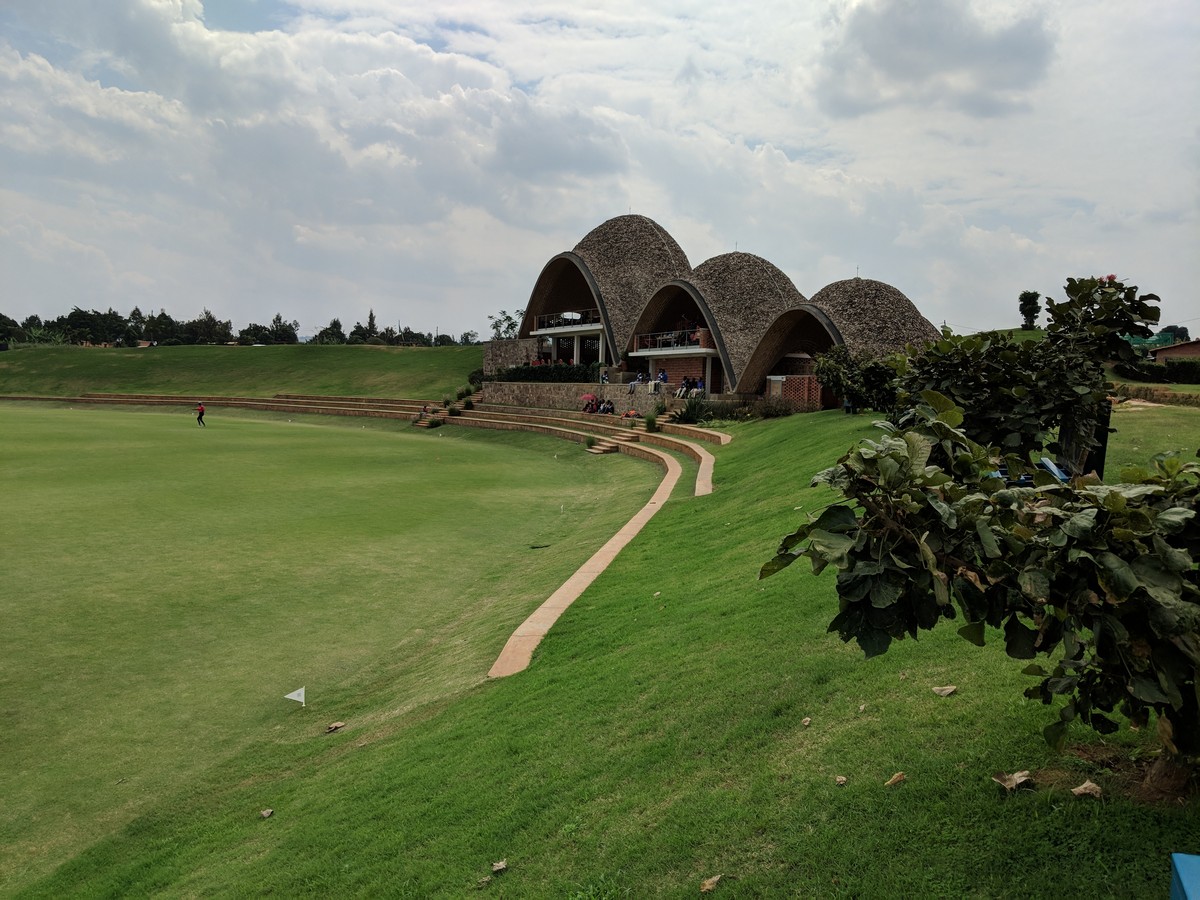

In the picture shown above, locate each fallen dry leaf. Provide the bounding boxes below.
[1072,780,1102,799]
[260,809,273,819]
[653,591,661,598]
[991,770,1032,792]
[835,775,848,786]
[884,772,906,787]
[491,859,507,874]
[932,685,957,697]
[802,717,812,727]
[898,672,907,680]
[326,722,346,733]
[475,875,492,889]
[858,703,867,713]
[700,874,722,893]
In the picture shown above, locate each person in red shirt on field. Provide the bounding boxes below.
[194,402,205,427]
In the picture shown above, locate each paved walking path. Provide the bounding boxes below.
[487,444,685,678]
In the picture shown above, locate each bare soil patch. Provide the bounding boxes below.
[1034,744,1196,807]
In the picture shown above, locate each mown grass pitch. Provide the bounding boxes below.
[0,404,660,892]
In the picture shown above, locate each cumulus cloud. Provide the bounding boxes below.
[0,0,1195,337]
[815,0,1056,117]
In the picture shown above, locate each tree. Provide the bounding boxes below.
[1160,325,1191,344]
[268,313,299,344]
[434,333,457,347]
[0,312,19,340]
[1018,290,1041,330]
[814,345,899,413]
[311,318,346,344]
[459,330,479,346]
[143,310,180,344]
[238,323,272,344]
[487,308,523,340]
[397,325,431,347]
[762,277,1200,772]
[181,309,233,345]
[349,309,380,343]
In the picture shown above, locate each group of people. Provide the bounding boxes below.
[674,376,705,398]
[582,397,617,415]
[626,369,675,395]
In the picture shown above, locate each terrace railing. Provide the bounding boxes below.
[535,309,602,330]
[633,328,713,351]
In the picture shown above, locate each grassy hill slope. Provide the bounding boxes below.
[0,343,482,399]
[8,400,1196,897]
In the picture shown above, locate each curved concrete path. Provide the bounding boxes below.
[487,444,685,678]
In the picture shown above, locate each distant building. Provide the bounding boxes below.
[1152,338,1200,361]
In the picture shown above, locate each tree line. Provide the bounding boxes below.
[0,306,479,348]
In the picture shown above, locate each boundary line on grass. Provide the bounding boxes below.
[487,443,684,678]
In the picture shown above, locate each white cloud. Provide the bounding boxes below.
[0,0,1196,338]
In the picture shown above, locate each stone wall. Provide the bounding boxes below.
[483,338,540,374]
[483,381,671,415]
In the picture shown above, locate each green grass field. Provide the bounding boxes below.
[2,350,1198,896]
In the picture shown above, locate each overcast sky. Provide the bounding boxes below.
[2,0,1197,339]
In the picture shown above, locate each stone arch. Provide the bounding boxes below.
[626,280,736,391]
[735,305,844,395]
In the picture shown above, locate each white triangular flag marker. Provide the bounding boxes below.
[284,687,305,707]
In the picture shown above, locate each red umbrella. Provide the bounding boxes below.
[580,392,598,402]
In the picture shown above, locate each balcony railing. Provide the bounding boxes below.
[534,309,602,330]
[632,328,713,351]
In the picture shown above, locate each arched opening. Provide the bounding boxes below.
[736,306,843,406]
[518,253,615,366]
[626,282,734,395]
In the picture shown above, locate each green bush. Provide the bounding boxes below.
[365,336,386,346]
[707,399,755,421]
[467,368,484,387]
[448,407,461,416]
[672,397,711,424]
[1166,358,1200,383]
[643,412,659,433]
[1113,360,1170,383]
[585,436,596,449]
[462,398,474,410]
[490,362,599,383]
[425,417,442,428]
[442,395,451,408]
[751,397,795,419]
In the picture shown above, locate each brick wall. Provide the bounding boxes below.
[781,375,824,412]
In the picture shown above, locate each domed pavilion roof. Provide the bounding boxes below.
[688,252,810,386]
[570,215,692,352]
[808,277,939,359]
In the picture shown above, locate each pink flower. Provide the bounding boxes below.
[1105,274,1117,281]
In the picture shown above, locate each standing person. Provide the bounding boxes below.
[194,402,205,427]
